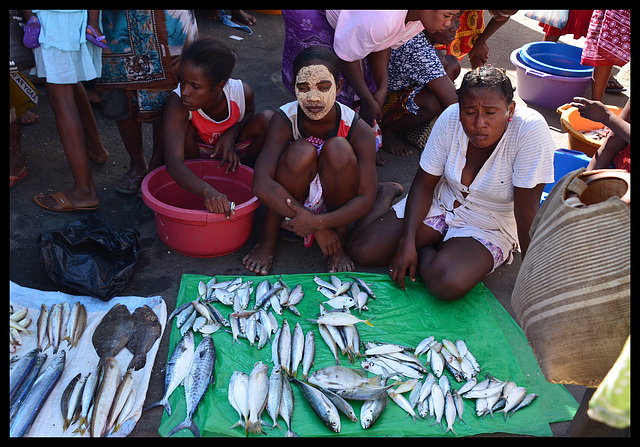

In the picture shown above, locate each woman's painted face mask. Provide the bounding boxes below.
[295,64,337,120]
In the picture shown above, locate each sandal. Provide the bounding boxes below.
[115,173,145,195]
[22,16,40,49]
[605,77,626,94]
[86,25,109,50]
[10,170,28,191]
[34,191,99,212]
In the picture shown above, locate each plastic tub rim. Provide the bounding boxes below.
[519,41,593,78]
[510,48,592,83]
[141,161,260,223]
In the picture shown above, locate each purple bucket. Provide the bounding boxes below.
[510,48,592,109]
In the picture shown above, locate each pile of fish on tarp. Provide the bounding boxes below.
[9,301,162,437]
[160,274,538,437]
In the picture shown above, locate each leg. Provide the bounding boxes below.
[591,65,613,101]
[35,83,100,210]
[73,82,109,164]
[348,206,443,267]
[115,118,148,194]
[317,137,362,272]
[149,119,165,172]
[242,139,318,275]
[419,237,494,301]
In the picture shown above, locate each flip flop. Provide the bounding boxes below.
[115,174,145,195]
[22,16,41,48]
[10,170,28,190]
[86,25,109,50]
[33,191,99,212]
[605,78,626,94]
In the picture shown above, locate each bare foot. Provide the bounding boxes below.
[242,240,275,275]
[326,248,355,273]
[231,10,256,26]
[381,130,413,156]
[376,151,386,167]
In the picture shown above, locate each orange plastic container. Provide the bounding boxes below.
[141,160,260,258]
[557,103,623,157]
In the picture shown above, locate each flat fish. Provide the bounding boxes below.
[126,305,162,371]
[93,304,134,366]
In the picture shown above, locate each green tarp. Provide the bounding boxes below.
[158,273,578,437]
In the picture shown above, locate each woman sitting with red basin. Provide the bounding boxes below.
[162,37,273,218]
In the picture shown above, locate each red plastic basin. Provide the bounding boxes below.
[141,160,260,258]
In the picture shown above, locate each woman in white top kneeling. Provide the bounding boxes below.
[347,66,555,301]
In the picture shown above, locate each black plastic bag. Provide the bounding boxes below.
[37,214,142,301]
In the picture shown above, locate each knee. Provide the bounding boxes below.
[318,137,357,171]
[422,266,469,301]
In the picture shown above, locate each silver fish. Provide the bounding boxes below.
[360,392,388,429]
[61,372,82,431]
[167,335,216,437]
[36,304,49,351]
[511,392,538,415]
[430,383,445,429]
[113,386,135,433]
[302,331,316,380]
[463,382,505,399]
[349,276,377,299]
[498,386,527,421]
[246,361,269,435]
[105,368,134,435]
[318,324,340,365]
[453,389,467,425]
[143,331,195,416]
[287,284,304,307]
[430,350,445,377]
[278,319,292,376]
[444,390,458,435]
[228,371,249,430]
[267,365,284,430]
[91,356,121,437]
[290,322,305,377]
[387,389,417,423]
[10,348,38,402]
[10,351,47,421]
[47,303,62,353]
[10,350,65,437]
[280,376,298,437]
[75,365,101,435]
[316,383,358,422]
[292,378,341,433]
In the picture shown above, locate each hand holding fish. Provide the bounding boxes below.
[203,187,235,218]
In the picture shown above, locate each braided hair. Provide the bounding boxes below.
[457,66,516,104]
[181,37,238,85]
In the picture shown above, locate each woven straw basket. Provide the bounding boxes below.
[511,168,630,388]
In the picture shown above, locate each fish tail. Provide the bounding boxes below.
[245,420,264,435]
[142,398,171,416]
[167,417,200,438]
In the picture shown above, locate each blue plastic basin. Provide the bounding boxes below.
[520,42,593,78]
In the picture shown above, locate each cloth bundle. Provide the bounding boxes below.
[511,168,630,388]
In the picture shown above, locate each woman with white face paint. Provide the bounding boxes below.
[244,46,379,276]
